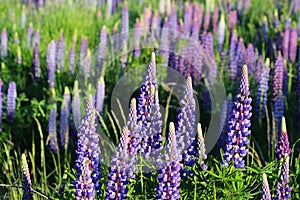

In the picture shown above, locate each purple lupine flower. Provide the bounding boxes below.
[133,19,141,58]
[1,28,8,57]
[197,123,207,170]
[72,80,81,129]
[255,55,263,82]
[26,23,33,49]
[156,122,181,200]
[60,87,70,149]
[46,40,57,89]
[273,154,292,199]
[17,46,22,65]
[222,65,252,168]
[121,1,129,46]
[292,0,300,14]
[289,27,297,63]
[75,156,95,199]
[57,32,65,72]
[169,5,178,42]
[0,79,3,132]
[203,8,210,32]
[218,13,226,52]
[298,46,300,129]
[97,26,108,72]
[79,36,88,72]
[75,95,102,197]
[262,16,269,42]
[6,82,17,122]
[32,44,40,80]
[183,2,192,36]
[236,38,246,71]
[220,50,228,73]
[228,10,237,32]
[68,44,75,75]
[120,40,128,69]
[21,154,33,200]
[255,58,270,119]
[275,117,291,159]
[229,31,238,79]
[95,77,105,115]
[243,0,251,11]
[83,50,91,78]
[176,77,197,174]
[105,126,131,200]
[33,29,40,47]
[191,3,202,41]
[48,104,59,153]
[246,43,256,73]
[282,25,290,60]
[126,98,141,178]
[272,52,284,124]
[160,18,169,63]
[261,173,271,200]
[213,7,219,34]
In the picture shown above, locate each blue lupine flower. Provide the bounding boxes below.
[57,32,65,72]
[197,123,207,170]
[183,2,192,36]
[75,95,102,197]
[6,82,17,122]
[275,117,291,160]
[46,40,57,89]
[97,26,108,73]
[72,80,81,128]
[273,154,292,199]
[121,1,129,47]
[68,44,75,75]
[133,19,141,58]
[95,77,105,115]
[21,154,33,200]
[218,13,226,52]
[48,104,59,153]
[246,43,255,74]
[105,126,131,200]
[255,58,270,119]
[229,31,238,80]
[222,65,252,168]
[160,18,170,63]
[1,28,7,57]
[32,44,40,80]
[261,173,271,200]
[33,29,40,47]
[60,87,70,149]
[79,36,88,72]
[156,122,181,200]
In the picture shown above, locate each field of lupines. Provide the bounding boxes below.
[0,0,300,199]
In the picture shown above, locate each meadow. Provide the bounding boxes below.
[0,0,299,199]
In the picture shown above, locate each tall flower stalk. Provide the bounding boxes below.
[21,154,33,200]
[156,122,181,200]
[105,126,131,199]
[60,87,70,149]
[222,65,252,168]
[275,117,290,160]
[261,173,271,200]
[48,104,59,153]
[0,79,3,132]
[6,81,17,122]
[75,95,102,197]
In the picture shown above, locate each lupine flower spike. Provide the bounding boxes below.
[95,77,105,115]
[21,154,33,200]
[47,104,59,153]
[75,95,102,198]
[46,40,57,89]
[275,117,290,160]
[274,154,292,199]
[261,173,271,200]
[32,44,40,80]
[156,122,181,200]
[197,123,207,170]
[60,87,70,149]
[223,65,252,168]
[105,126,131,199]
[6,81,17,122]
[72,80,81,128]
[1,28,8,57]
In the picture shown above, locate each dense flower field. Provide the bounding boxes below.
[0,0,300,199]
